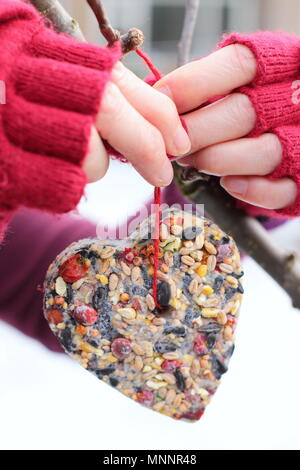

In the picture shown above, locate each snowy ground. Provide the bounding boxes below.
[1,161,300,450]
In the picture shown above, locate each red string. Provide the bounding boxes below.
[136,48,163,309]
[152,186,162,309]
[135,49,163,81]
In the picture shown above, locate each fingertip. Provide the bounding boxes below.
[83,127,109,183]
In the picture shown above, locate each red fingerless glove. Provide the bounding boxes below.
[218,31,300,218]
[0,0,121,241]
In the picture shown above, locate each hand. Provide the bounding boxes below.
[154,44,297,210]
[83,62,191,187]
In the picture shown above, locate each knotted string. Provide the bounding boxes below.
[135,49,164,309]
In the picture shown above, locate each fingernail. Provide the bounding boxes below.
[176,158,191,167]
[221,177,248,195]
[157,159,174,186]
[154,84,172,99]
[172,125,191,156]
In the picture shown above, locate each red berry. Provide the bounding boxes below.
[111,338,132,360]
[136,390,154,406]
[161,359,183,373]
[46,308,63,325]
[73,305,98,325]
[193,333,207,355]
[181,408,204,421]
[58,254,89,283]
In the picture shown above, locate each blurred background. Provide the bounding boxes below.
[62,0,300,73]
[1,0,300,450]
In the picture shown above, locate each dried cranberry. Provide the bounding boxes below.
[72,305,98,325]
[161,359,183,373]
[46,308,63,325]
[58,254,89,283]
[111,338,132,360]
[193,333,208,355]
[181,408,204,421]
[136,390,154,406]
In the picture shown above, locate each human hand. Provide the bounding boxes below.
[83,62,191,187]
[154,44,297,210]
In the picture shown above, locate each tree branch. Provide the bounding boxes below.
[86,0,144,52]
[178,0,200,66]
[28,0,144,52]
[28,0,85,40]
[175,0,300,310]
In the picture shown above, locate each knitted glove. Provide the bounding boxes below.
[218,32,300,218]
[0,0,121,241]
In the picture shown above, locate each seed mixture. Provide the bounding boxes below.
[43,209,243,422]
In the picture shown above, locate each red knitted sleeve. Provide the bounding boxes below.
[0,0,121,241]
[218,31,300,218]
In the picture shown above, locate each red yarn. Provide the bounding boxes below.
[136,49,163,81]
[152,186,162,309]
[136,49,164,309]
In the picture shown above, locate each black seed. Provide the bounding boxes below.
[76,247,90,258]
[182,226,202,241]
[87,250,100,269]
[174,368,185,391]
[237,282,244,294]
[226,344,235,358]
[109,377,119,387]
[140,265,152,290]
[95,365,115,377]
[131,285,148,297]
[184,307,200,327]
[92,286,107,310]
[157,281,171,308]
[60,327,73,352]
[154,341,177,354]
[214,276,224,292]
[198,322,222,335]
[65,283,73,304]
[87,339,99,348]
[225,286,236,301]
[98,300,118,341]
[206,333,217,350]
[231,271,244,279]
[163,326,186,337]
[172,253,181,269]
[212,356,228,379]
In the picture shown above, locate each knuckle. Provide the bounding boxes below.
[229,93,256,132]
[230,44,257,82]
[141,129,165,164]
[100,83,121,115]
[111,62,127,85]
[261,134,282,167]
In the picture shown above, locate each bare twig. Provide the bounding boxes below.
[86,0,144,52]
[178,0,200,66]
[175,0,300,309]
[86,0,120,44]
[28,0,144,52]
[28,0,85,40]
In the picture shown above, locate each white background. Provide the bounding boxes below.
[1,161,300,450]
